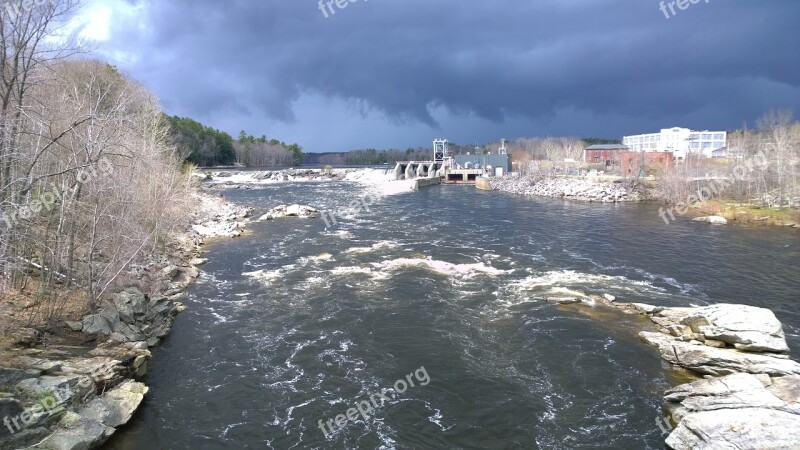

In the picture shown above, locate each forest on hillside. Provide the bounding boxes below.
[162,118,304,167]
[0,2,197,323]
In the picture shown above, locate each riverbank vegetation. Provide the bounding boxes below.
[654,110,799,224]
[0,2,197,330]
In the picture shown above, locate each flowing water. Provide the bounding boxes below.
[106,182,799,450]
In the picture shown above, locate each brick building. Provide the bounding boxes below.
[583,144,629,167]
[620,151,674,177]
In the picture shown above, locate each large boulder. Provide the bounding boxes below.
[144,298,174,322]
[57,357,122,391]
[692,215,728,225]
[111,323,146,343]
[663,373,800,449]
[664,373,794,421]
[98,306,120,329]
[29,380,149,449]
[81,380,148,428]
[81,315,112,336]
[29,411,113,450]
[640,331,800,376]
[258,204,319,221]
[666,408,800,450]
[113,289,147,324]
[14,375,89,407]
[678,304,789,353]
[642,304,790,353]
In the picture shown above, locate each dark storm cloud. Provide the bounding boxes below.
[99,0,800,145]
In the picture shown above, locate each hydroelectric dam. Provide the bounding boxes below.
[393,138,512,185]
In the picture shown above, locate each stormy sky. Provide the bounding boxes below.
[74,0,800,152]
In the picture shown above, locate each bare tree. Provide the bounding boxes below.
[0,0,80,281]
[757,109,798,207]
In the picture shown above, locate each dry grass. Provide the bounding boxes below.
[694,200,800,226]
[0,278,90,337]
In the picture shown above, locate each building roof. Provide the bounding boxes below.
[585,144,629,150]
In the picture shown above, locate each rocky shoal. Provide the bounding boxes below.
[548,293,800,449]
[0,192,252,449]
[202,168,353,190]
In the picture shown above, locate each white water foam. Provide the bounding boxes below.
[243,267,287,285]
[371,257,511,279]
[494,269,675,308]
[344,241,401,254]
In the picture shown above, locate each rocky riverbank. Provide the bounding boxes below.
[0,192,252,449]
[489,175,645,202]
[554,295,800,449]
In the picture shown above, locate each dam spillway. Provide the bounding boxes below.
[394,161,441,180]
[393,161,485,183]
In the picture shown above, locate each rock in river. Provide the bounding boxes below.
[664,373,800,450]
[258,204,319,221]
[692,215,728,225]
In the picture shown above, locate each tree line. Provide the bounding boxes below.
[504,137,588,175]
[161,118,304,168]
[163,115,236,167]
[234,131,303,167]
[305,148,430,166]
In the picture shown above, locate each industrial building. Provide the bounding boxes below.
[623,127,727,159]
[583,144,629,167]
[620,151,674,177]
[392,138,512,183]
[452,154,512,175]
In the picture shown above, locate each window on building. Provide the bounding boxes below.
[702,134,712,140]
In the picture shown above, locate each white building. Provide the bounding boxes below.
[623,127,727,160]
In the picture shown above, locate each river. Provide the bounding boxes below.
[106,182,799,449]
